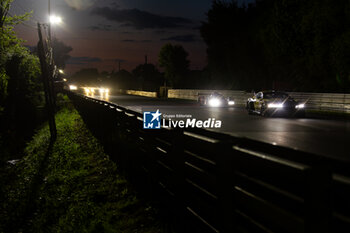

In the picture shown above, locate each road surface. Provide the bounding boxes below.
[93,94,350,161]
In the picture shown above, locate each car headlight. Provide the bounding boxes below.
[69,85,77,90]
[228,100,235,105]
[208,98,222,107]
[268,103,283,108]
[295,104,305,109]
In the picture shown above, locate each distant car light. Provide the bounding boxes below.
[69,85,77,90]
[228,100,235,106]
[295,104,305,109]
[268,103,283,108]
[99,88,110,95]
[208,98,222,107]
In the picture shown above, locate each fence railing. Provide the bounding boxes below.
[67,91,350,233]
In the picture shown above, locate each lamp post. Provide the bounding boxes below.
[48,0,62,41]
[35,0,63,141]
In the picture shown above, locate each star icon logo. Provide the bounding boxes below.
[151,109,161,122]
[143,109,162,129]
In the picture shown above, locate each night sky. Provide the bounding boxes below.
[10,0,253,75]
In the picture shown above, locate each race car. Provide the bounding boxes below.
[198,92,235,107]
[246,91,305,117]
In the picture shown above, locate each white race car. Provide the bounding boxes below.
[198,92,235,107]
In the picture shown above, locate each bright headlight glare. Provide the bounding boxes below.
[295,104,305,109]
[208,98,221,107]
[228,100,235,105]
[268,103,283,108]
[69,85,77,90]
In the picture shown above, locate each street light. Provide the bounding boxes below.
[49,15,62,24]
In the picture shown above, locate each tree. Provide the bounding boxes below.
[70,68,99,86]
[0,0,43,159]
[132,63,163,91]
[0,0,42,113]
[110,69,136,90]
[52,37,73,69]
[200,0,267,90]
[200,0,350,92]
[158,43,189,88]
[1,0,33,109]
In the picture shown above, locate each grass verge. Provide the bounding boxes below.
[0,101,163,233]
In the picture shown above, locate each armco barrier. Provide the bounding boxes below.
[168,89,350,113]
[126,90,158,98]
[68,91,350,233]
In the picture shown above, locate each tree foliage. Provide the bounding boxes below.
[0,0,44,160]
[132,63,163,91]
[158,43,189,88]
[52,37,73,69]
[0,0,43,113]
[70,68,100,86]
[200,0,350,92]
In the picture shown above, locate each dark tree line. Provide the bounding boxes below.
[69,64,163,92]
[200,0,350,92]
[70,43,204,90]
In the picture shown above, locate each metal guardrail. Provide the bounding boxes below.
[125,90,158,98]
[67,91,350,233]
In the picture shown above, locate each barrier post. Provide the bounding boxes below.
[305,165,332,233]
[216,141,236,232]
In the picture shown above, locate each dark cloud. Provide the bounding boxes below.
[161,34,196,42]
[121,39,136,42]
[88,24,112,31]
[104,58,127,63]
[154,30,168,34]
[67,56,102,65]
[91,7,193,29]
[140,40,152,43]
[121,39,152,43]
[64,0,96,10]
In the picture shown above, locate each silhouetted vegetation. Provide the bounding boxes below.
[158,43,190,88]
[132,63,163,91]
[51,37,73,69]
[0,0,45,163]
[200,0,350,92]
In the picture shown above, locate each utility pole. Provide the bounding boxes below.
[48,0,51,40]
[37,23,57,141]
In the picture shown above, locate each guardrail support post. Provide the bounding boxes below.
[216,141,236,232]
[305,165,332,233]
[170,129,188,232]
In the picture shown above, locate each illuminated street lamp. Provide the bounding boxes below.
[48,0,62,41]
[49,15,62,24]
